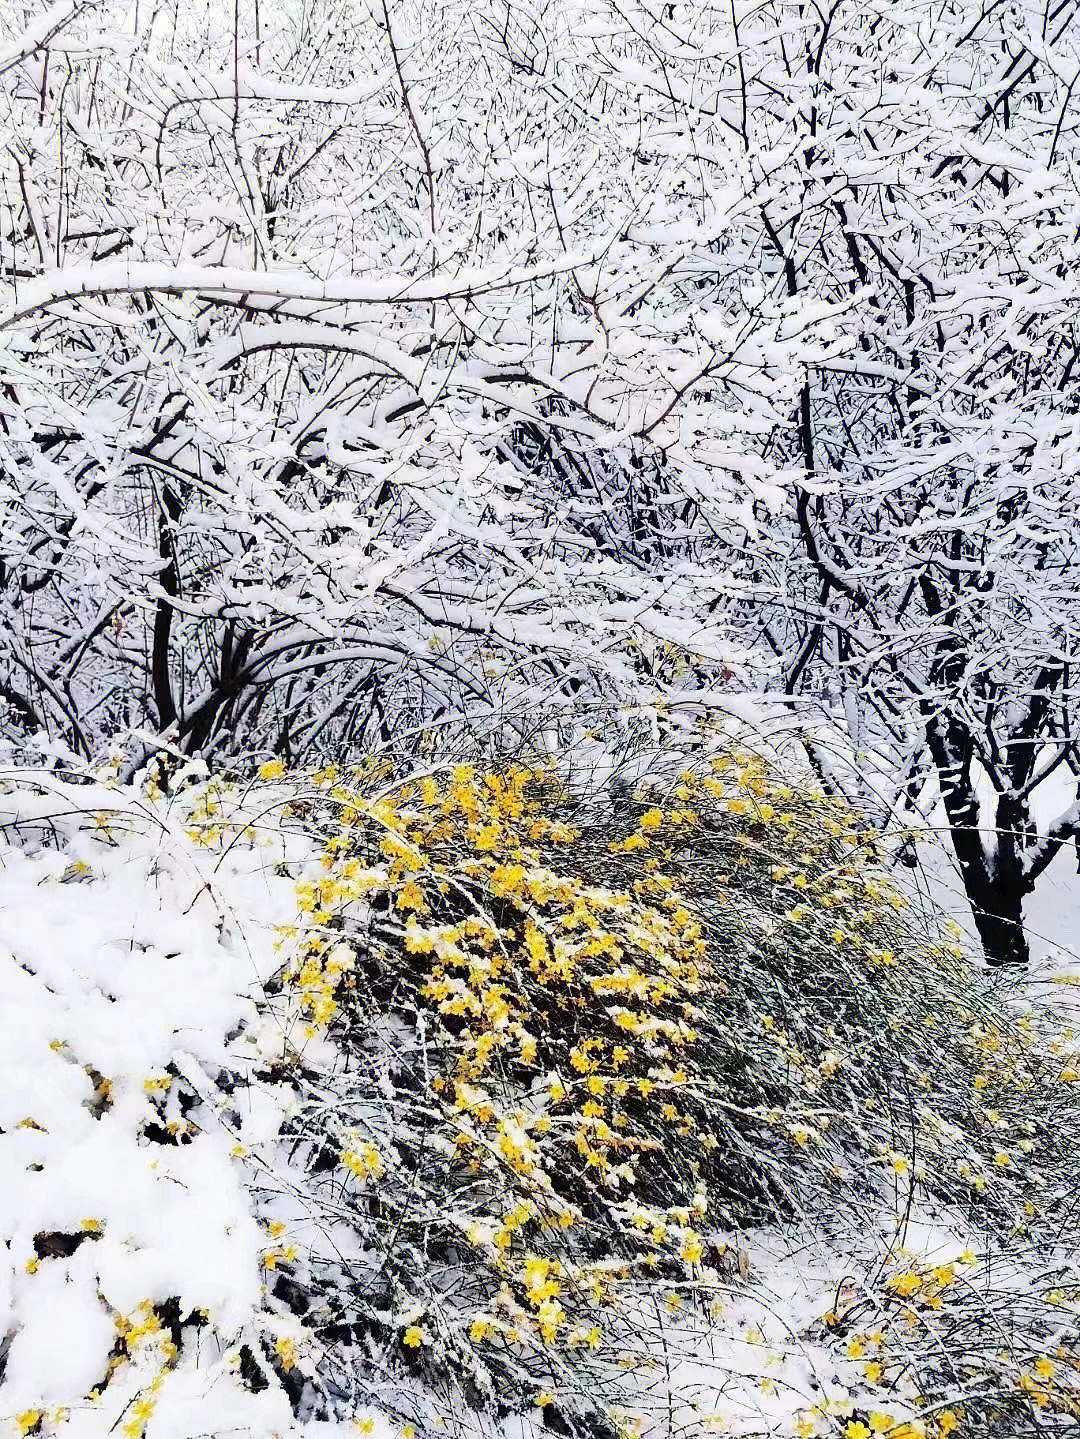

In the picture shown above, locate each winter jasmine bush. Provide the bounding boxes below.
[250,751,1080,1438]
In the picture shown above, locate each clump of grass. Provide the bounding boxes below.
[251,751,1080,1437]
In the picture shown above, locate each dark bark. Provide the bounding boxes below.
[925,711,1033,966]
[965,869,1031,967]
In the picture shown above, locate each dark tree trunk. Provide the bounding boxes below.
[967,877,1031,967]
[912,616,1044,968]
[152,481,183,731]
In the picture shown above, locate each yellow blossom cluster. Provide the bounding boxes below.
[272,762,732,1361]
[814,1239,1080,1436]
[263,750,1080,1430]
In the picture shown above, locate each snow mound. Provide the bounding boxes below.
[0,767,361,1439]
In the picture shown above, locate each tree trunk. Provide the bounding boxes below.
[966,877,1030,967]
[919,679,1034,968]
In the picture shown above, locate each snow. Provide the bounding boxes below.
[1,258,600,329]
[1,761,1076,1439]
[0,766,548,1439]
[0,2,88,75]
[0,768,312,1437]
[3,0,1080,1427]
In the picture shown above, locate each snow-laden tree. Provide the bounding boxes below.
[3,0,1080,963]
[0,0,833,764]
[731,0,1080,963]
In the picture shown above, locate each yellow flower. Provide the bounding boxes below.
[846,1423,871,1439]
[639,808,664,832]
[886,1272,922,1298]
[491,863,526,896]
[868,1416,895,1434]
[396,881,426,912]
[341,1142,384,1180]
[681,1235,704,1264]
[537,1297,564,1340]
[1034,1356,1055,1378]
[402,1326,426,1349]
[522,1255,554,1293]
[258,759,285,780]
[470,1317,493,1342]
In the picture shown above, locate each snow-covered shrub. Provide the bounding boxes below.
[253,753,1080,1438]
[3,752,1079,1439]
[0,763,326,1439]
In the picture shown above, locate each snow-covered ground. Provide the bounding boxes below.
[0,767,323,1438]
[1,764,1075,1439]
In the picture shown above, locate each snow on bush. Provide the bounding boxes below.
[2,753,1080,1439]
[0,763,380,1439]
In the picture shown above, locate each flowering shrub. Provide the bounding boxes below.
[254,752,1080,1437]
